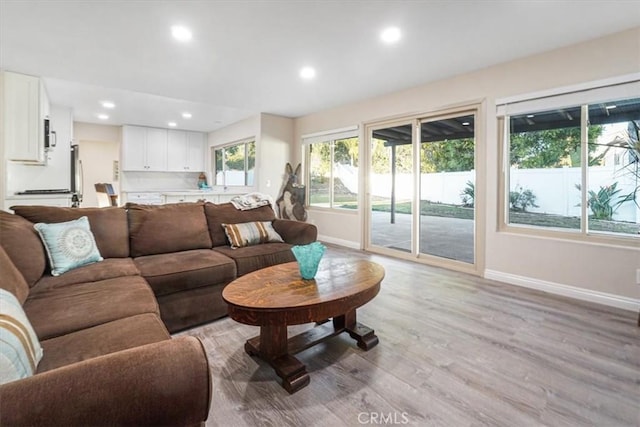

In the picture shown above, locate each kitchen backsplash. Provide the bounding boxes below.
[121,171,206,191]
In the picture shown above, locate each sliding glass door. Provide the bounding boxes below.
[366,110,477,268]
[419,114,475,263]
[368,122,414,252]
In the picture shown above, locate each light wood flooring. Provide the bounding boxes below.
[179,245,639,426]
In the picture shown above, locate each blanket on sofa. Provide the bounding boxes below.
[230,193,275,211]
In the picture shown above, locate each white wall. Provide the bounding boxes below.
[208,114,259,192]
[294,27,640,303]
[259,113,294,200]
[73,122,121,207]
[208,113,293,201]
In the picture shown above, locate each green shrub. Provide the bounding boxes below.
[587,182,622,220]
[509,186,539,212]
[460,181,475,207]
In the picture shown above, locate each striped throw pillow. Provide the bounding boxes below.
[222,221,284,249]
[0,289,43,384]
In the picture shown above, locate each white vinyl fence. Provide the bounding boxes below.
[337,164,639,223]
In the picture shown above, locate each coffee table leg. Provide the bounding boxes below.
[333,310,379,351]
[245,324,310,394]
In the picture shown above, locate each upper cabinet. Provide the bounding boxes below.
[123,126,205,172]
[167,130,205,171]
[2,71,49,163]
[122,125,168,171]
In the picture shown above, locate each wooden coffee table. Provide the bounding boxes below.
[222,259,384,393]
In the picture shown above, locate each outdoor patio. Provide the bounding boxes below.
[370,210,474,264]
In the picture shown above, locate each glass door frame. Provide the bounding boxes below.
[363,103,484,276]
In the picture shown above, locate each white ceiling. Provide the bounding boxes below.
[1,1,638,133]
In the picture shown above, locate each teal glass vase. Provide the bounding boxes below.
[291,242,326,279]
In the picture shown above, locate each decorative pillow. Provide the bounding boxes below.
[0,288,44,384]
[33,216,103,276]
[222,221,284,249]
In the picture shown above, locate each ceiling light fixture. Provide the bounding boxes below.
[168,121,177,127]
[182,112,192,119]
[299,66,316,80]
[462,122,470,126]
[97,114,109,120]
[171,25,192,42]
[380,27,401,44]
[101,101,115,109]
[605,105,617,109]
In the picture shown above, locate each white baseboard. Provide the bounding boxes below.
[484,270,640,312]
[318,234,360,250]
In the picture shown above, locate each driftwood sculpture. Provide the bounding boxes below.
[276,163,307,222]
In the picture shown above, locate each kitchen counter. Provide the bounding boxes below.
[5,193,73,210]
[7,193,73,199]
[161,190,220,196]
[120,190,244,205]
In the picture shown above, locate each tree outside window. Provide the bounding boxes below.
[505,97,639,237]
[308,137,358,209]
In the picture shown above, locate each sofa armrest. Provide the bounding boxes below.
[273,219,318,245]
[0,336,211,427]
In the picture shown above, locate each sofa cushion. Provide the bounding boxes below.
[24,276,159,340]
[156,284,228,333]
[37,313,169,373]
[134,249,236,296]
[0,289,43,385]
[12,206,130,258]
[0,210,46,287]
[34,258,140,291]
[204,202,276,247]
[128,203,212,257]
[222,221,284,249]
[34,216,103,276]
[213,242,295,276]
[0,246,30,304]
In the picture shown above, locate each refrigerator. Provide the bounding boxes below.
[70,144,83,207]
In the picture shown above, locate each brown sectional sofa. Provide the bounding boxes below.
[0,201,317,426]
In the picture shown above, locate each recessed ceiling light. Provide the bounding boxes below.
[380,27,401,44]
[300,66,316,80]
[101,101,115,109]
[182,112,192,119]
[97,114,109,120]
[526,114,535,118]
[168,122,177,127]
[605,105,617,109]
[462,122,470,126]
[171,25,192,42]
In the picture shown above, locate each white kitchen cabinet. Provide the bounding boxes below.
[186,131,205,171]
[145,128,168,170]
[167,130,205,171]
[123,192,164,205]
[2,71,48,163]
[164,194,208,204]
[122,125,168,171]
[162,192,241,204]
[217,194,237,203]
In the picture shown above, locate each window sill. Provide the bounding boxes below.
[308,206,359,215]
[499,223,640,250]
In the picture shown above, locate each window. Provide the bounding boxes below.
[499,81,640,240]
[304,128,359,209]
[212,140,255,186]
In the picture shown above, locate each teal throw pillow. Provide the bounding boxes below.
[0,288,43,384]
[34,216,103,276]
